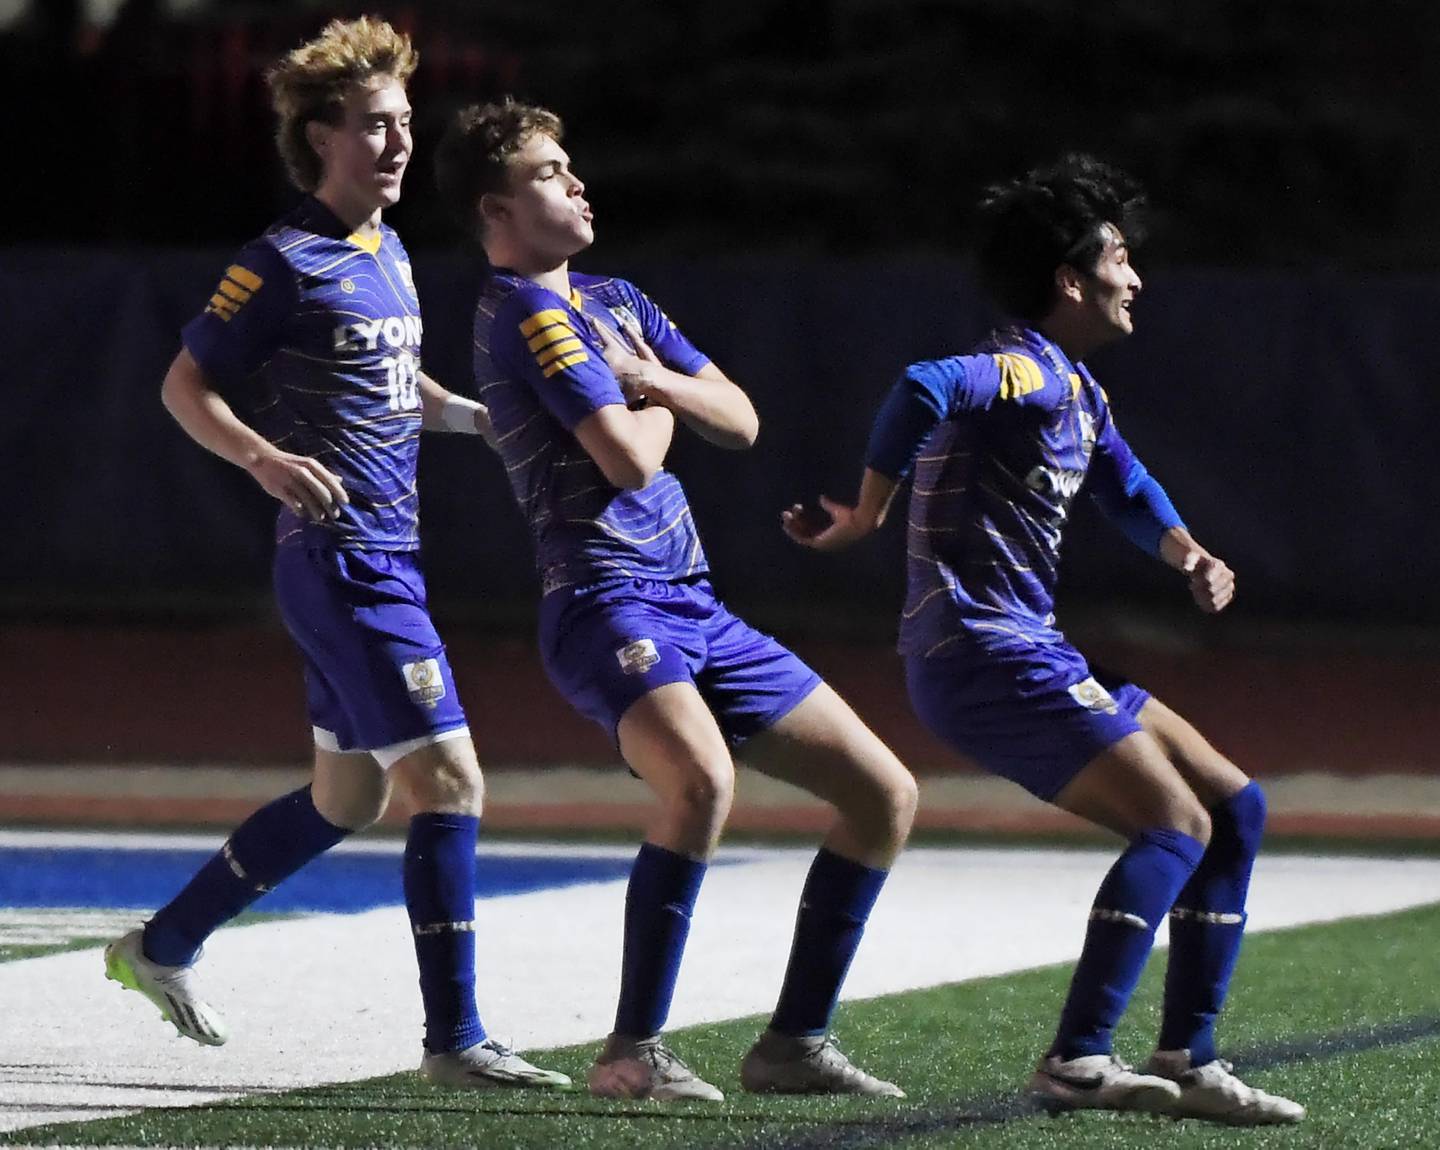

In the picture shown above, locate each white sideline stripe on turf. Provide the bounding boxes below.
[0,828,782,861]
[3,845,1440,1133]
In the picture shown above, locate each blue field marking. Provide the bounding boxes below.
[0,846,636,914]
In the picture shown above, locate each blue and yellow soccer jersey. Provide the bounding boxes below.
[473,271,711,593]
[865,328,1183,657]
[181,198,425,550]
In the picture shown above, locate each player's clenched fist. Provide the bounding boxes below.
[248,450,349,521]
[1182,551,1235,613]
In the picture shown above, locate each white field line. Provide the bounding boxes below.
[2,845,1439,1134]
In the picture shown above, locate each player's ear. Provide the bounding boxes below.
[478,192,510,229]
[1054,263,1086,305]
[305,119,332,159]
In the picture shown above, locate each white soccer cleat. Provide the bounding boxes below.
[103,928,229,1046]
[1027,1052,1181,1114]
[420,1038,573,1090]
[588,1034,724,1101]
[1145,1050,1305,1125]
[740,1030,905,1097]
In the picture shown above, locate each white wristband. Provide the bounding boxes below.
[440,395,484,434]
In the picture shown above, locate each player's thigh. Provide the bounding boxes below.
[389,732,485,816]
[741,682,917,830]
[1054,729,1212,842]
[1136,696,1250,808]
[312,747,391,829]
[617,680,736,816]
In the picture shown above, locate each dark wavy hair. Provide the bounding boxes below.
[433,98,564,241]
[974,154,1147,322]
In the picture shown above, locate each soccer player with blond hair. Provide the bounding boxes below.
[103,17,569,1091]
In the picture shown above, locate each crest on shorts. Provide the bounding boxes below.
[402,659,446,708]
[1067,676,1118,715]
[615,639,660,676]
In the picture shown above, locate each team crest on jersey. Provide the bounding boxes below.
[1067,676,1119,715]
[340,278,356,294]
[396,260,416,293]
[1078,409,1097,452]
[615,639,660,676]
[606,304,641,332]
[402,659,446,708]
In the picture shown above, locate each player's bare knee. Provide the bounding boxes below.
[392,744,485,815]
[666,762,733,829]
[1167,798,1212,845]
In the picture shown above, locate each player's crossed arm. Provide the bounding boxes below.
[594,320,758,450]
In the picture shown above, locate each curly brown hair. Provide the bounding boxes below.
[433,99,565,240]
[266,16,418,193]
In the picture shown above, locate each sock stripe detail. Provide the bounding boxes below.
[413,919,477,937]
[222,842,273,893]
[1170,906,1245,925]
[1089,907,1150,930]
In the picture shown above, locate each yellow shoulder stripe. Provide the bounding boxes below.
[527,322,576,352]
[993,353,1046,401]
[536,338,585,367]
[542,351,590,378]
[1069,373,1083,400]
[226,264,263,291]
[520,308,569,337]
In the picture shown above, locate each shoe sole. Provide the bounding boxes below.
[1029,1076,1179,1115]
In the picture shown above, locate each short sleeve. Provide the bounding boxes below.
[620,282,710,376]
[180,241,295,396]
[490,287,627,431]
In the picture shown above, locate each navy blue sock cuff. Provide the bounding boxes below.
[634,842,707,909]
[806,848,888,920]
[1138,827,1207,872]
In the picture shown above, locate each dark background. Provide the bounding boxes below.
[5,0,1438,643]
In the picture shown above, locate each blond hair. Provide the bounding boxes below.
[266,16,418,192]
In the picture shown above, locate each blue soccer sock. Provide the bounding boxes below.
[613,841,707,1038]
[769,848,888,1036]
[143,785,349,967]
[405,813,485,1054]
[1049,827,1206,1060]
[1159,782,1266,1065]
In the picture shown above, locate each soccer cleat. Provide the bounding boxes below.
[740,1030,905,1097]
[421,1038,572,1090]
[587,1033,724,1101]
[1145,1050,1305,1125]
[1027,1052,1182,1114]
[103,928,229,1046]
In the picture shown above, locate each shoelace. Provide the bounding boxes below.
[634,1039,690,1076]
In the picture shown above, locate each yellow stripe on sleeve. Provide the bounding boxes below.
[536,338,584,366]
[207,293,239,316]
[217,278,252,303]
[541,351,590,378]
[526,323,576,352]
[226,264,263,291]
[993,353,1046,402]
[519,308,568,337]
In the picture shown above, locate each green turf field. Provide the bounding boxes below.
[7,902,1438,1149]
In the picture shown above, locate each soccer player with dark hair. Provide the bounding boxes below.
[433,99,918,1102]
[785,154,1304,1125]
[102,18,569,1092]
